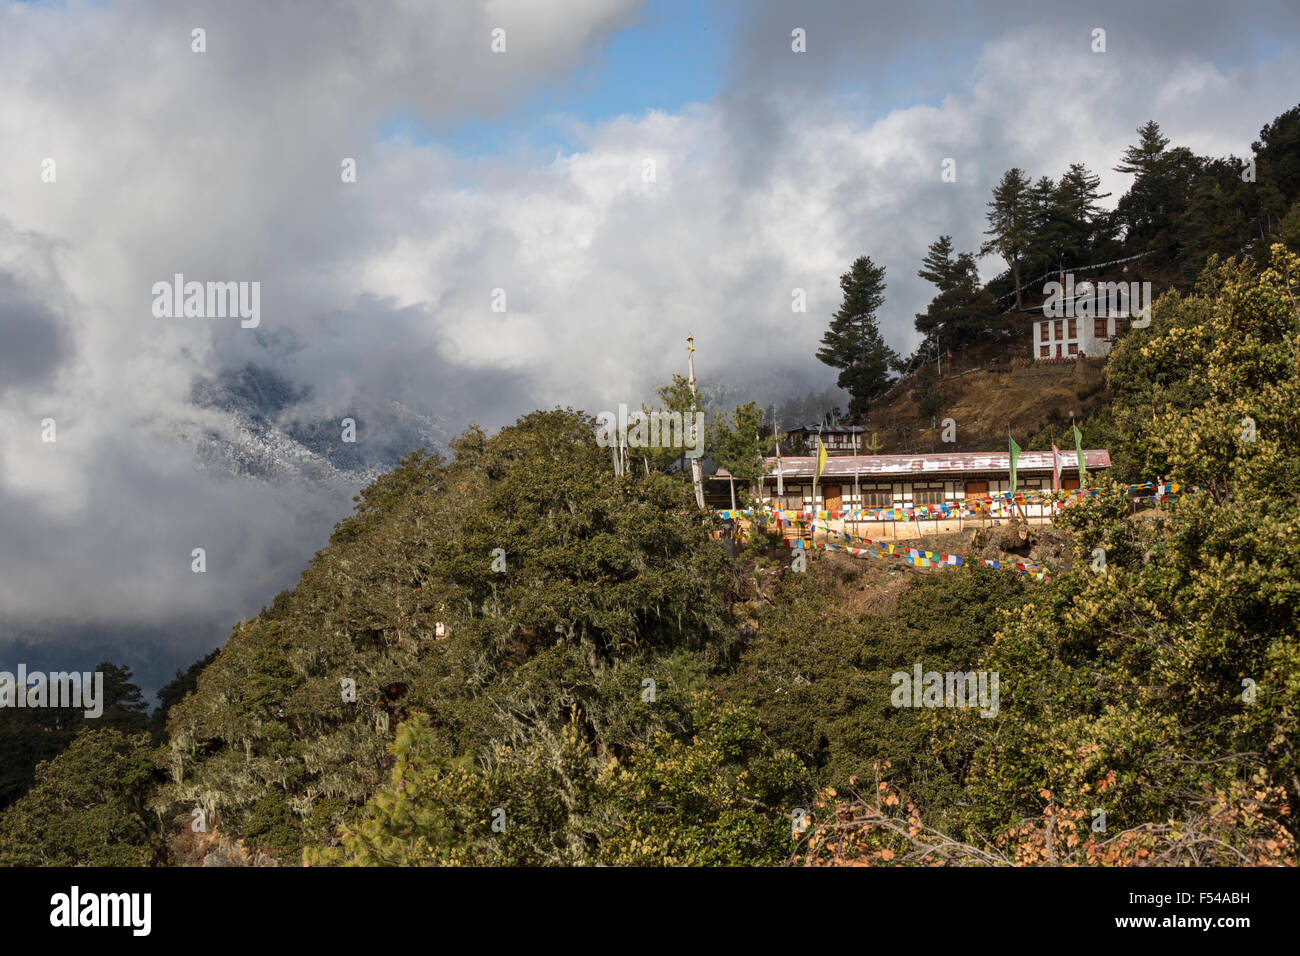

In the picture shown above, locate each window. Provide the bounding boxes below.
[861,488,893,508]
[914,487,945,506]
[1038,323,1047,342]
[1068,343,1078,355]
[1055,319,1064,338]
[1040,345,1049,358]
[1068,319,1077,338]
[1062,476,1081,491]
[777,493,804,511]
[964,480,989,497]
[1094,318,1108,338]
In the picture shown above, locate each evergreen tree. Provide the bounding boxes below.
[150,650,220,738]
[961,246,1300,842]
[0,660,148,809]
[816,256,898,419]
[1052,163,1113,264]
[916,234,959,290]
[0,729,166,866]
[1113,120,1170,177]
[1127,145,1204,262]
[1253,104,1300,242]
[640,374,704,479]
[980,168,1035,309]
[1021,175,1061,285]
[709,401,766,509]
[96,662,150,730]
[914,236,999,349]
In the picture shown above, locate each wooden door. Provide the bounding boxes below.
[823,485,841,511]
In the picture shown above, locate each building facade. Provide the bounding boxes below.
[1029,283,1145,358]
[1033,314,1122,358]
[763,449,1112,537]
[781,424,868,454]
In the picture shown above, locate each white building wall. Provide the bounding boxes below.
[1033,316,1117,358]
[765,474,1064,537]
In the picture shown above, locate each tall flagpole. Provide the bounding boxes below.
[852,430,859,502]
[687,335,705,510]
[773,406,783,502]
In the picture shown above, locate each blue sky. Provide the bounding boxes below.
[375,0,1297,161]
[383,0,734,156]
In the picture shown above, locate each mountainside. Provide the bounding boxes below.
[185,363,451,488]
[865,357,1107,455]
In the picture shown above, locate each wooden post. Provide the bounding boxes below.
[772,406,782,508]
[686,335,704,510]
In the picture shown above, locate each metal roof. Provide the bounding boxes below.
[785,424,868,434]
[764,450,1111,479]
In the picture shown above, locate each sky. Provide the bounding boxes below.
[2,0,1299,695]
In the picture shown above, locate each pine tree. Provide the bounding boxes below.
[915,237,998,349]
[1052,163,1113,262]
[640,374,703,478]
[95,662,150,730]
[1026,175,1061,276]
[980,168,1034,309]
[816,256,898,419]
[917,235,959,290]
[1253,104,1300,240]
[1113,121,1175,253]
[1113,120,1170,176]
[709,402,766,509]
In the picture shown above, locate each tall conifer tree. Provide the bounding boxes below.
[816,256,898,419]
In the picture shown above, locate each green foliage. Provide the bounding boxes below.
[597,693,809,865]
[709,401,766,508]
[718,558,1030,809]
[11,103,1300,870]
[309,709,603,866]
[950,246,1300,842]
[0,661,151,810]
[0,729,166,866]
[980,167,1035,309]
[149,649,221,738]
[816,256,900,418]
[915,235,1001,350]
[157,407,737,858]
[638,374,704,477]
[312,694,808,866]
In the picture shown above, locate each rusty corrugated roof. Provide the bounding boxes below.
[763,450,1111,479]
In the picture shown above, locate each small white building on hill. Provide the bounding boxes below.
[1028,280,1148,358]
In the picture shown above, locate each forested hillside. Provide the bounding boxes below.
[2,105,1299,867]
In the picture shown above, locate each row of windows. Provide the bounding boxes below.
[1039,319,1113,341]
[1041,319,1078,340]
[1041,343,1080,357]
[774,479,1067,509]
